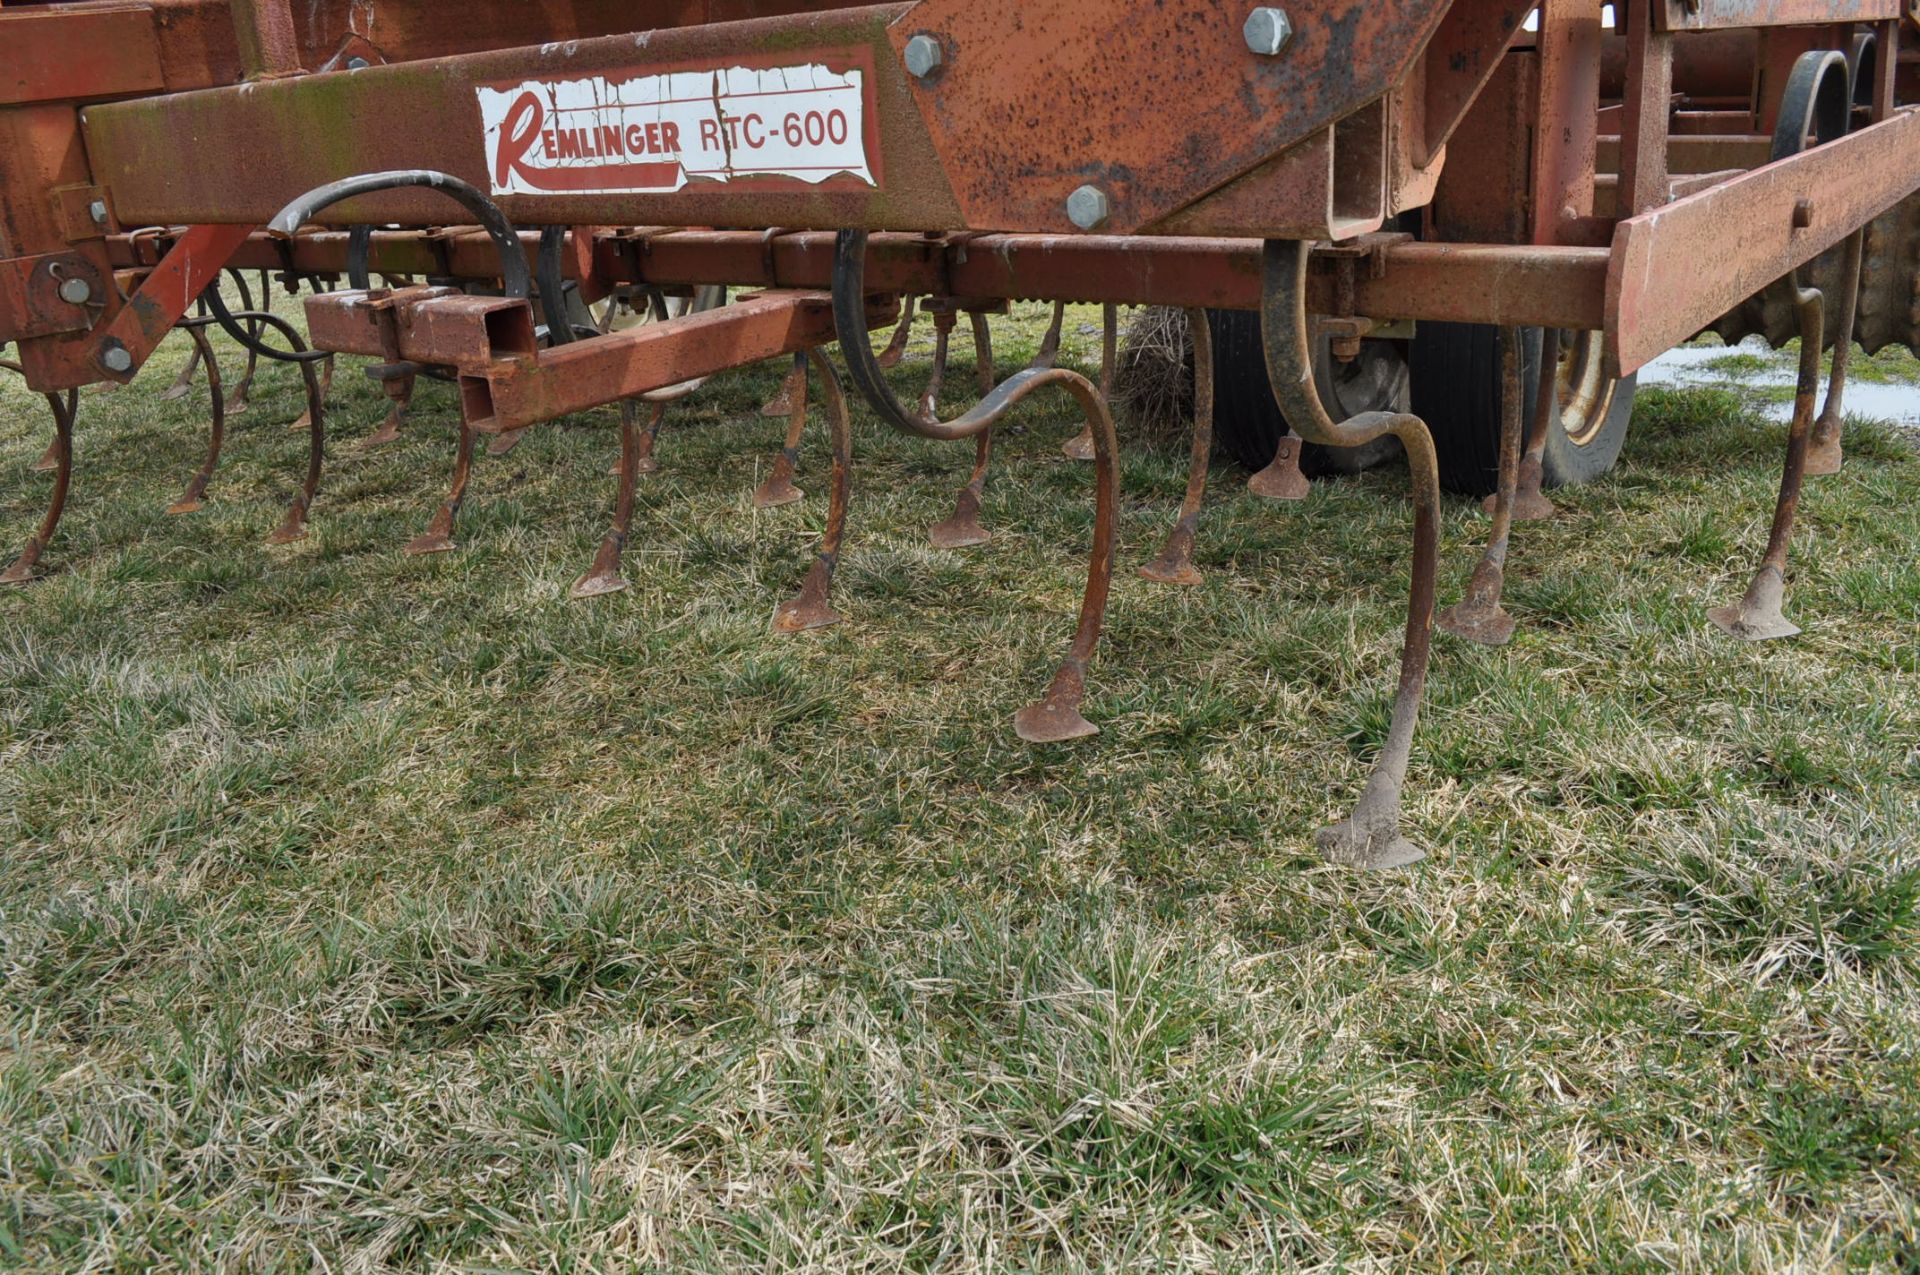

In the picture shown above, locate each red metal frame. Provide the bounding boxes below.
[0,0,1914,391]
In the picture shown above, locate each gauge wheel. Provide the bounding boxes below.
[1206,308,1409,477]
[1409,324,1637,497]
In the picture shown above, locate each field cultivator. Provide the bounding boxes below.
[3,0,1919,867]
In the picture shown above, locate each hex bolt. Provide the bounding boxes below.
[1066,184,1111,231]
[1243,7,1294,57]
[903,34,944,81]
[88,199,108,226]
[346,56,370,70]
[58,277,92,305]
[101,344,133,374]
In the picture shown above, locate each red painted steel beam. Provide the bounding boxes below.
[79,1,1466,238]
[0,7,167,104]
[889,0,1451,233]
[81,6,957,232]
[461,290,895,432]
[87,223,258,388]
[1607,106,1920,374]
[1420,0,1538,164]
[118,229,1613,330]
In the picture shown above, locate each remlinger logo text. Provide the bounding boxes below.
[477,63,873,196]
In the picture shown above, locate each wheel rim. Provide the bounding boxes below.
[1321,338,1409,419]
[1556,330,1617,447]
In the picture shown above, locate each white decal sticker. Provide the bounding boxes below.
[477,64,873,196]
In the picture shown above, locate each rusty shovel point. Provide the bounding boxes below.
[760,383,795,417]
[1436,589,1517,646]
[1013,664,1099,744]
[752,455,805,509]
[362,405,406,448]
[1013,695,1100,745]
[1804,418,1844,477]
[772,561,841,633]
[1709,564,1802,641]
[1138,525,1202,586]
[1248,436,1309,501]
[0,542,45,586]
[927,488,991,548]
[1484,457,1556,521]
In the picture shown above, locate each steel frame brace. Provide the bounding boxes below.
[107,229,1614,333]
[301,285,897,432]
[1607,104,1920,374]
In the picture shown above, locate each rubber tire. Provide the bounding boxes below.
[1205,308,1404,477]
[1408,323,1637,497]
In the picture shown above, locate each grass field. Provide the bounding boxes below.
[2,304,1918,1271]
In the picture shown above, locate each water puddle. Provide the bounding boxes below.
[1636,336,1920,430]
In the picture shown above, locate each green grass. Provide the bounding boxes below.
[2,304,1918,1271]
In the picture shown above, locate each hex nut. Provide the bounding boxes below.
[1243,7,1294,57]
[346,56,371,70]
[1066,184,1111,231]
[88,199,108,225]
[57,277,92,306]
[101,345,133,373]
[903,34,944,80]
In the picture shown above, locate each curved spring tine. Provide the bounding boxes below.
[1708,283,1823,641]
[1437,328,1538,646]
[832,230,1121,743]
[1262,238,1441,870]
[166,323,226,515]
[772,349,854,633]
[221,268,262,416]
[753,353,810,508]
[288,355,336,434]
[264,320,326,546]
[927,311,997,549]
[1,359,60,475]
[875,295,918,369]
[406,416,474,556]
[360,364,412,448]
[573,398,662,599]
[158,335,203,403]
[1139,308,1216,586]
[1060,303,1108,461]
[1,389,77,585]
[1806,229,1865,477]
[1710,49,1850,641]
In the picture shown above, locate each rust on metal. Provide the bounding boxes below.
[1,0,1917,869]
[1607,106,1920,375]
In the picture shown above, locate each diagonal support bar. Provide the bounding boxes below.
[1606,107,1920,376]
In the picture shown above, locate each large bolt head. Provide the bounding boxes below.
[88,199,108,225]
[1243,7,1294,56]
[101,345,132,373]
[903,34,944,80]
[1066,184,1111,231]
[345,56,370,70]
[57,277,92,305]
